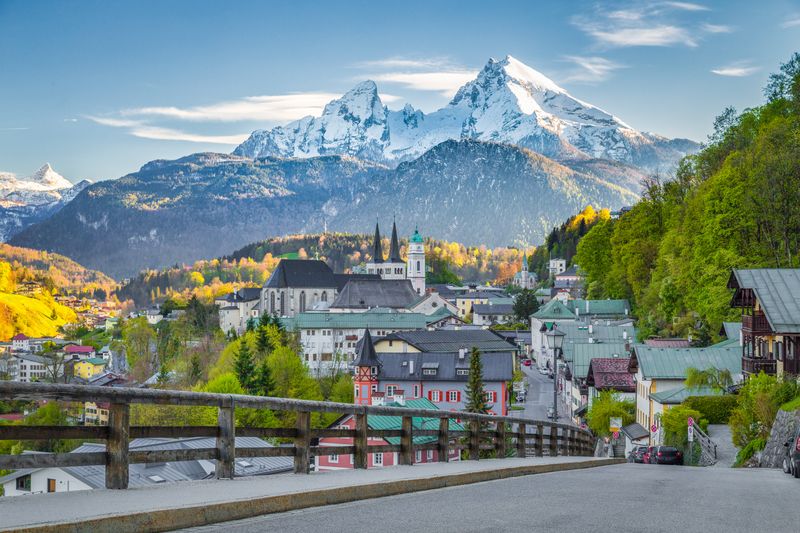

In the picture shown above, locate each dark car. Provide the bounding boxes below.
[782,427,800,478]
[649,446,683,465]
[628,445,648,463]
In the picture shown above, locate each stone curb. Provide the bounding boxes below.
[7,458,624,533]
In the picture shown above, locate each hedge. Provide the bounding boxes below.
[682,395,738,424]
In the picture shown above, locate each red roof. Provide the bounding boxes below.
[11,333,29,341]
[586,358,635,392]
[0,413,23,421]
[65,345,94,353]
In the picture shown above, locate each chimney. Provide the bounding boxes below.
[458,348,467,360]
[371,391,385,406]
[575,308,580,318]
[622,330,627,340]
[393,389,406,406]
[588,324,593,335]
[409,360,415,374]
[586,300,590,314]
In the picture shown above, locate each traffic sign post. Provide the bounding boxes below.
[687,416,694,427]
[687,426,694,442]
[609,417,622,433]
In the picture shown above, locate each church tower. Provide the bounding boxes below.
[407,226,426,295]
[366,222,384,276]
[382,220,407,280]
[353,329,380,405]
[521,251,529,289]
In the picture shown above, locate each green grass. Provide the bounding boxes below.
[780,395,800,412]
[510,405,525,411]
[0,292,77,340]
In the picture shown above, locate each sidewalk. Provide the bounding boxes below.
[1,457,622,533]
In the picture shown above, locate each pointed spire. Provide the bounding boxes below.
[372,221,384,263]
[389,218,402,263]
[354,329,380,367]
[522,251,528,271]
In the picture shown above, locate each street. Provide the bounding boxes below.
[178,464,797,532]
[515,364,574,425]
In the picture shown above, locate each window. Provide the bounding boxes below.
[448,391,459,403]
[354,385,359,398]
[416,260,421,272]
[321,291,328,303]
[423,369,437,376]
[485,391,497,403]
[456,369,469,376]
[429,390,442,402]
[386,385,397,396]
[416,450,422,462]
[16,474,31,491]
[329,453,339,463]
[373,452,383,466]
[427,450,433,461]
[413,385,420,398]
[371,366,378,376]
[371,384,378,393]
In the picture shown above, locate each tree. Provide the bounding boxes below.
[233,341,256,393]
[188,354,202,385]
[512,289,540,321]
[252,357,275,396]
[685,367,733,392]
[465,347,490,414]
[586,390,635,438]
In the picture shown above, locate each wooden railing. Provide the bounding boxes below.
[742,312,771,335]
[0,382,595,490]
[742,356,777,375]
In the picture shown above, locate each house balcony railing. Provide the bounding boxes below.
[742,356,777,376]
[742,312,772,335]
[0,381,596,491]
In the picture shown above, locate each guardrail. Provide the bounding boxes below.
[0,382,596,490]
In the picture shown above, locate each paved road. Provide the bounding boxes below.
[515,365,573,425]
[707,424,738,468]
[178,464,797,532]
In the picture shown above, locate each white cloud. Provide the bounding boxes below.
[583,24,696,47]
[63,118,79,123]
[663,2,709,11]
[86,116,248,144]
[702,23,733,33]
[782,15,800,28]
[711,62,760,77]
[354,57,455,70]
[368,71,477,96]
[561,56,625,83]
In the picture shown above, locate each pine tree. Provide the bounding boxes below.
[233,342,255,393]
[465,347,490,414]
[253,358,275,396]
[188,354,202,385]
[256,326,274,355]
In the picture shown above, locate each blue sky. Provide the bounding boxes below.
[1,0,799,182]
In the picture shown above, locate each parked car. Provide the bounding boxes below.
[782,426,800,478]
[649,446,683,465]
[522,359,532,367]
[516,392,527,403]
[628,445,648,463]
[642,446,657,464]
[546,405,556,420]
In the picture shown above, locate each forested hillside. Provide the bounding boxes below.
[575,54,800,342]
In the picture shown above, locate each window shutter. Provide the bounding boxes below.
[428,390,433,401]
[457,391,461,402]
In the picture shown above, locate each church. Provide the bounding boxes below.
[364,221,426,296]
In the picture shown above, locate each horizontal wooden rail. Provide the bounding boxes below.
[0,381,596,490]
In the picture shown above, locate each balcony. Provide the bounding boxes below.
[742,312,772,335]
[742,356,777,376]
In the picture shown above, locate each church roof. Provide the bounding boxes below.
[333,273,381,292]
[264,259,337,289]
[388,221,402,262]
[372,222,384,263]
[331,279,419,310]
[410,226,423,243]
[353,329,380,367]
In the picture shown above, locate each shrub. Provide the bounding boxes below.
[780,395,800,412]
[661,405,706,447]
[586,390,635,437]
[734,437,766,467]
[729,373,796,448]
[682,395,738,424]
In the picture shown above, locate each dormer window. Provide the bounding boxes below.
[371,366,378,375]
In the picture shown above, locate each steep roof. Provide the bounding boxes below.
[621,422,649,441]
[264,259,337,289]
[380,329,516,353]
[531,298,575,320]
[65,345,94,353]
[729,269,800,333]
[333,273,381,292]
[220,287,262,303]
[721,322,742,340]
[369,398,464,445]
[353,329,381,367]
[388,221,402,262]
[472,303,514,315]
[283,310,428,330]
[11,334,28,341]
[331,279,419,309]
[630,344,742,380]
[372,222,384,263]
[377,351,513,382]
[650,386,722,405]
[586,357,635,392]
[570,343,629,381]
[567,299,630,317]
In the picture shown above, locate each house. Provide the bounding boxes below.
[11,333,30,352]
[215,287,262,335]
[281,309,430,374]
[566,344,630,419]
[354,330,514,415]
[534,287,555,305]
[0,436,292,497]
[84,401,110,425]
[73,358,108,380]
[549,259,567,276]
[620,422,650,456]
[530,299,578,368]
[64,345,95,359]
[728,269,800,377]
[373,329,518,355]
[454,290,506,320]
[2,352,58,382]
[472,303,514,326]
[648,386,722,444]
[585,357,635,406]
[316,396,462,471]
[261,259,341,318]
[329,279,420,312]
[566,299,631,322]
[629,344,742,441]
[407,291,458,316]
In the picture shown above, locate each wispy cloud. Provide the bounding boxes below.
[580,23,697,47]
[0,127,29,131]
[702,23,733,33]
[561,56,625,83]
[663,2,709,11]
[711,61,760,77]
[86,116,249,144]
[782,15,800,28]
[357,56,476,97]
[354,57,456,70]
[63,118,79,123]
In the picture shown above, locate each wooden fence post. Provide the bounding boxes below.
[560,427,569,456]
[516,423,527,458]
[354,412,368,469]
[549,424,558,456]
[294,410,311,474]
[106,402,130,489]
[536,423,544,457]
[437,417,449,463]
[216,397,235,479]
[400,415,413,466]
[469,419,480,460]
[495,421,506,458]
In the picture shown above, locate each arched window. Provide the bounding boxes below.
[280,292,286,316]
[321,291,328,303]
[270,292,275,314]
[416,260,421,272]
[299,291,306,312]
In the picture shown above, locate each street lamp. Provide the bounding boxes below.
[545,325,565,421]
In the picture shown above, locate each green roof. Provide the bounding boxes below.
[80,358,107,366]
[426,307,456,323]
[650,386,722,405]
[281,311,429,331]
[410,228,424,243]
[731,269,800,333]
[570,343,629,380]
[531,299,575,320]
[632,344,742,380]
[559,323,637,361]
[368,398,465,445]
[567,299,630,317]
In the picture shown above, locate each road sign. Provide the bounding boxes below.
[687,416,694,427]
[609,417,622,433]
[651,424,658,433]
[612,431,619,440]
[688,426,694,442]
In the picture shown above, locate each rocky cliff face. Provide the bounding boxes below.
[759,409,800,468]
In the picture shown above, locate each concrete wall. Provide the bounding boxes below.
[760,409,800,468]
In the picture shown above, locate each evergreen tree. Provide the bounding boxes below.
[465,347,490,414]
[188,354,202,385]
[512,289,540,322]
[256,326,274,355]
[253,358,275,396]
[233,342,255,393]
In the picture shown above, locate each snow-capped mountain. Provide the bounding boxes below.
[0,164,90,241]
[235,55,698,170]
